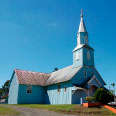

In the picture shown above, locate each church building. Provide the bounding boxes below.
[8,11,106,104]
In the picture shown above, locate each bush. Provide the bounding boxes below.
[85,96,94,103]
[94,88,114,104]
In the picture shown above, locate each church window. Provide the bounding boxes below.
[87,51,90,60]
[84,71,87,78]
[57,85,61,92]
[76,52,79,60]
[27,85,32,94]
[64,86,67,92]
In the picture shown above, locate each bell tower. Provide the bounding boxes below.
[73,10,94,68]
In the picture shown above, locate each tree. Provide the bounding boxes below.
[111,83,115,94]
[85,96,94,103]
[111,83,115,102]
[0,80,10,98]
[94,88,114,104]
[2,80,10,93]
[53,67,58,72]
[0,88,3,97]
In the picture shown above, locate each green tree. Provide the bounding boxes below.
[111,83,115,102]
[94,88,114,104]
[0,80,10,97]
[53,67,58,72]
[111,83,115,94]
[0,88,3,96]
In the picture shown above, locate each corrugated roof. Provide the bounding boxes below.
[14,65,82,86]
[45,65,82,85]
[15,69,51,86]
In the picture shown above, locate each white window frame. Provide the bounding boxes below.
[26,85,32,94]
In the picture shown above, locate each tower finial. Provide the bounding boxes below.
[81,9,83,17]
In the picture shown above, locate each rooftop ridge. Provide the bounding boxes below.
[15,69,51,75]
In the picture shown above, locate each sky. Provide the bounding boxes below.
[0,0,116,92]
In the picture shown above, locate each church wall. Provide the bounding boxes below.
[46,81,73,104]
[18,85,45,104]
[8,74,19,104]
[83,48,94,67]
[72,89,86,104]
[71,67,105,86]
[93,69,105,85]
[73,49,83,68]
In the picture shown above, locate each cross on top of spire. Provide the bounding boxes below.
[81,9,83,17]
[78,9,87,33]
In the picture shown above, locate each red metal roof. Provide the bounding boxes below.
[15,69,51,86]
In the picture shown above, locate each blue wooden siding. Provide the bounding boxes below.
[71,67,105,86]
[73,47,94,68]
[18,85,45,104]
[83,47,94,67]
[73,48,83,68]
[46,81,73,104]
[78,32,88,45]
[8,74,19,104]
[72,89,86,104]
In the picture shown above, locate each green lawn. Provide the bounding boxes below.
[0,106,20,116]
[13,104,116,116]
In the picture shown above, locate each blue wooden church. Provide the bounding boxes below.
[8,11,106,104]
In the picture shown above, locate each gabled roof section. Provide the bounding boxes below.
[45,65,82,85]
[73,44,94,52]
[15,69,51,86]
[88,75,102,87]
[74,75,103,89]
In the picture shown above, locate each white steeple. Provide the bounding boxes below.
[78,10,87,33]
[77,10,88,46]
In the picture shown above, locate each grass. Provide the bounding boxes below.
[0,105,20,116]
[12,104,116,116]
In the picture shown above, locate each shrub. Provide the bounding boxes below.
[94,88,114,104]
[85,96,94,103]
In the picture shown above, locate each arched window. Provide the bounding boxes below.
[87,51,90,60]
[76,52,79,60]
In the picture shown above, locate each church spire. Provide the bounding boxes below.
[77,10,88,46]
[78,9,87,33]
